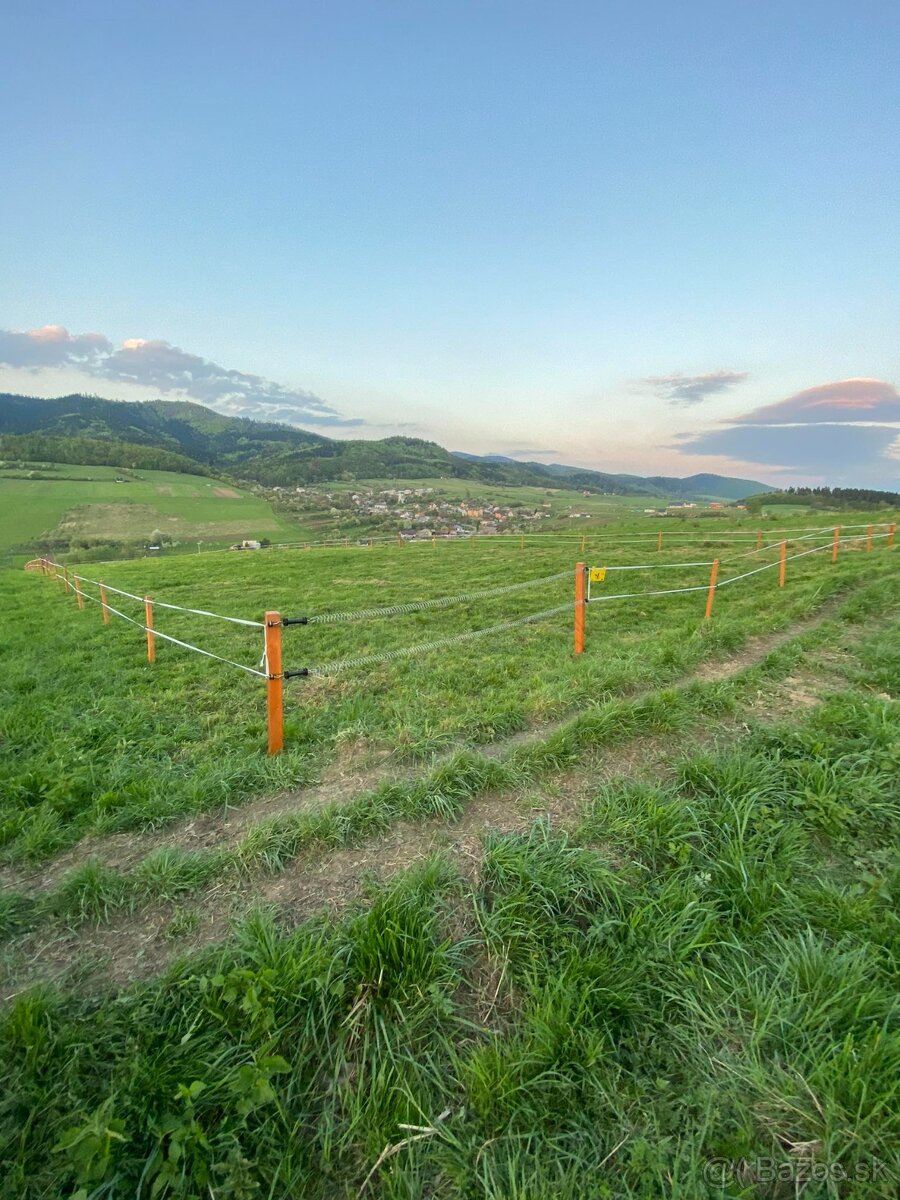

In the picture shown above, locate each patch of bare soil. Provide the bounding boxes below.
[0,742,399,897]
[0,731,692,998]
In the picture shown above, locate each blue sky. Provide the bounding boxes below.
[1,0,898,485]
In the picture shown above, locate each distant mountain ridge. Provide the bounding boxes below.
[453,453,772,500]
[0,393,773,498]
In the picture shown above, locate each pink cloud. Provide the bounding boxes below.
[737,378,900,425]
[0,323,363,428]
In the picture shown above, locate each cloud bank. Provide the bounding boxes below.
[0,325,363,428]
[644,369,748,405]
[678,378,900,485]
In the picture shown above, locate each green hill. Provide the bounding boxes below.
[0,393,773,498]
[614,471,775,501]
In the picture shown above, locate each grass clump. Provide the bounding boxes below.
[2,663,900,1195]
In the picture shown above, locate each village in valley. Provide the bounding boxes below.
[244,481,749,545]
[255,482,559,539]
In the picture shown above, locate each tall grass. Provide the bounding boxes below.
[1,624,897,1197]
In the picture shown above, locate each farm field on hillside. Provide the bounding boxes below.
[0,466,298,556]
[1,593,898,1197]
[0,519,896,869]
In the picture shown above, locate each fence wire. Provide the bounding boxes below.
[304,604,571,678]
[42,520,895,686]
[302,569,569,624]
[68,579,268,677]
[71,572,264,627]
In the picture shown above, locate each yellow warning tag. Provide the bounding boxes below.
[590,567,607,583]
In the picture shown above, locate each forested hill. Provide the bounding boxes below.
[0,394,331,468]
[0,432,210,476]
[0,393,601,488]
[0,393,645,490]
[754,486,900,508]
[0,393,771,497]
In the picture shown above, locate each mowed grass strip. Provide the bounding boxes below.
[1,625,897,1197]
[0,536,896,866]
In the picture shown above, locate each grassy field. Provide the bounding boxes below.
[0,522,895,867]
[0,465,298,556]
[0,575,897,1195]
[0,515,897,1197]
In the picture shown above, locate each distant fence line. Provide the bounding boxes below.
[26,519,897,754]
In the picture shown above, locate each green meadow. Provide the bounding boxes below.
[0,515,897,1198]
[0,465,297,557]
[1,524,895,866]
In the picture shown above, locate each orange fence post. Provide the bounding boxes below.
[265,610,284,755]
[866,525,873,552]
[704,559,719,620]
[574,562,586,656]
[832,527,840,563]
[779,540,787,588]
[99,582,110,624]
[144,596,155,663]
[756,529,763,551]
[657,531,662,552]
[889,523,896,547]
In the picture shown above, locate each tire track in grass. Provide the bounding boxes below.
[1,610,889,998]
[0,593,863,898]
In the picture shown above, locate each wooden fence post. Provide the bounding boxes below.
[574,562,586,655]
[832,527,840,563]
[779,540,787,588]
[704,559,719,620]
[265,611,284,755]
[657,531,662,552]
[144,596,155,663]
[888,523,896,548]
[756,529,763,550]
[63,566,70,594]
[75,577,84,609]
[866,525,873,552]
[100,582,110,624]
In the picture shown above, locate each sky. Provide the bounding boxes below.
[1,0,898,487]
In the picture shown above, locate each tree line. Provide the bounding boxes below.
[770,486,900,507]
[0,434,210,476]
